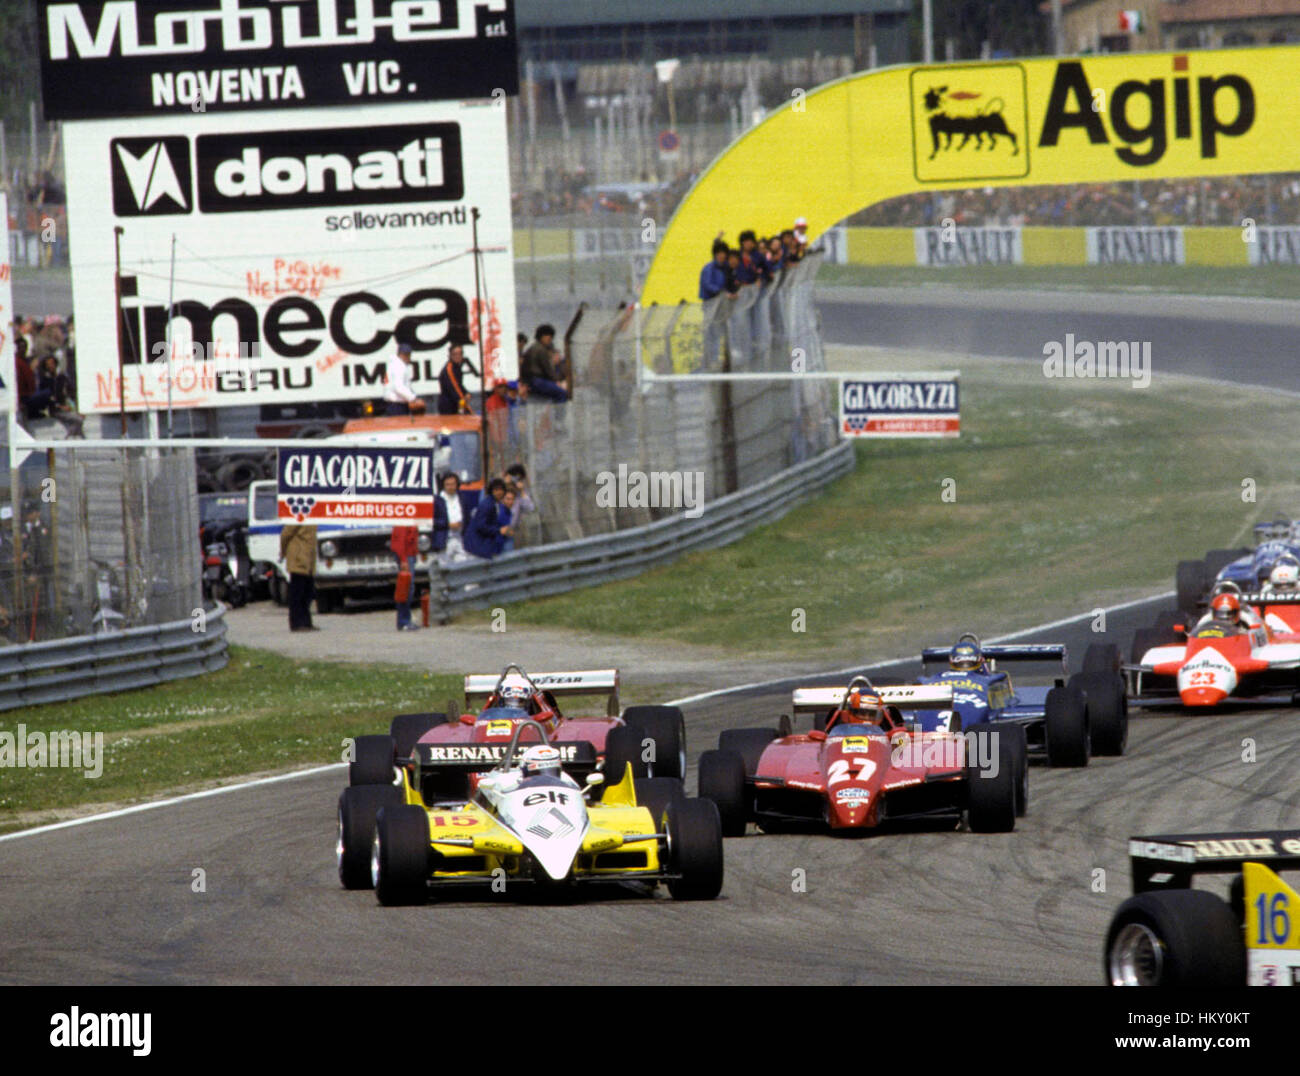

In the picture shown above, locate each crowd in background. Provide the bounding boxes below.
[10,313,82,436]
[698,219,810,302]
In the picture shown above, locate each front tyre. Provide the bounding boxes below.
[1078,671,1128,757]
[665,798,724,901]
[1045,684,1090,768]
[621,705,687,780]
[337,785,402,889]
[697,749,748,837]
[350,734,397,787]
[372,805,430,906]
[966,728,1017,833]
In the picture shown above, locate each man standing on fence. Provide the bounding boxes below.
[279,524,319,632]
[520,326,570,402]
[437,344,475,415]
[383,343,425,416]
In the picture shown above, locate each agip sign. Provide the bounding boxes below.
[643,47,1296,306]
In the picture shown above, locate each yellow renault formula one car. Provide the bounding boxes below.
[337,720,723,904]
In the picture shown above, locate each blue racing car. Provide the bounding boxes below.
[911,634,1128,767]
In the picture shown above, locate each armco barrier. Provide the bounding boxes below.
[429,441,855,620]
[0,606,230,712]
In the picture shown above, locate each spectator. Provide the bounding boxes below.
[279,524,319,631]
[437,343,475,415]
[724,249,742,294]
[433,472,475,561]
[736,230,770,286]
[699,238,729,301]
[520,325,569,402]
[14,338,37,416]
[499,487,519,554]
[383,342,423,416]
[505,463,535,518]
[793,216,809,252]
[389,524,420,631]
[464,477,513,558]
[33,355,84,436]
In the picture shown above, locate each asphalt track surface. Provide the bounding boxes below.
[3,594,1298,985]
[3,283,1298,984]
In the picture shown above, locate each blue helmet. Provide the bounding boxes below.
[949,641,982,672]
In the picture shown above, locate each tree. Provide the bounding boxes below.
[0,0,40,134]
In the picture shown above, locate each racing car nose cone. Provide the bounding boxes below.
[1181,685,1228,707]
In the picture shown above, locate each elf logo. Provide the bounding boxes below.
[197,122,464,213]
[1039,58,1255,166]
[110,136,192,216]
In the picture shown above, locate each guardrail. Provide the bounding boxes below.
[0,606,230,713]
[429,441,855,621]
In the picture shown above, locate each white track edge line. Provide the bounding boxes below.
[0,590,1174,842]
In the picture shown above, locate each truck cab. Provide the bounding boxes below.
[248,414,484,611]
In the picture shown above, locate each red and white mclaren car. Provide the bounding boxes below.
[697,677,1027,836]
[1126,588,1300,708]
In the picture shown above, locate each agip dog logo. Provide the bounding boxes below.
[912,64,1029,183]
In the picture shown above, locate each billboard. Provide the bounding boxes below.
[840,376,960,439]
[37,0,518,120]
[0,193,14,421]
[64,100,516,413]
[277,444,435,523]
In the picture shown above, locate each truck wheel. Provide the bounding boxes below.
[337,785,402,889]
[389,713,447,759]
[350,734,397,787]
[966,729,1017,833]
[1082,642,1120,675]
[1045,684,1090,768]
[1078,671,1128,757]
[372,805,429,906]
[633,777,685,828]
[1105,889,1244,986]
[1175,559,1208,613]
[315,590,337,615]
[621,705,686,780]
[665,798,724,901]
[697,749,748,837]
[603,725,647,781]
[717,728,777,777]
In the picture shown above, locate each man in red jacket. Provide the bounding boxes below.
[390,525,421,631]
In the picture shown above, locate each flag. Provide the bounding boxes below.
[1119,10,1144,32]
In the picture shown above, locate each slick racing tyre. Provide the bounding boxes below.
[372,805,430,906]
[350,734,398,787]
[1175,559,1209,613]
[999,723,1030,818]
[1045,684,1090,768]
[1077,671,1128,757]
[697,749,748,837]
[1081,642,1120,675]
[389,713,447,759]
[717,728,777,777]
[604,724,648,781]
[1204,547,1250,578]
[337,785,402,890]
[665,798,724,901]
[621,705,687,780]
[633,777,686,828]
[1105,890,1244,986]
[965,728,1017,833]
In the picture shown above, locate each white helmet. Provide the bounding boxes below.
[1270,559,1300,590]
[499,682,530,705]
[520,744,562,778]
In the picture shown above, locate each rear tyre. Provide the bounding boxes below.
[621,705,686,780]
[337,785,402,889]
[389,712,447,759]
[372,805,429,906]
[1078,671,1128,757]
[1104,890,1244,986]
[633,777,686,828]
[350,734,397,787]
[1045,684,1090,768]
[665,798,724,901]
[1205,547,1250,578]
[1130,627,1168,666]
[717,727,778,777]
[966,729,1017,833]
[603,725,647,781]
[1000,723,1029,818]
[1082,642,1120,675]
[697,749,748,837]
[1175,559,1209,613]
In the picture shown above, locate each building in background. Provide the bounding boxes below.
[1158,0,1300,48]
[1046,1,1161,53]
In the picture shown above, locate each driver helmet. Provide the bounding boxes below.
[1270,559,1300,590]
[499,682,530,706]
[520,744,562,778]
[845,688,882,722]
[1210,592,1240,624]
[949,641,982,672]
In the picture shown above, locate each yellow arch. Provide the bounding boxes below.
[641,46,1300,306]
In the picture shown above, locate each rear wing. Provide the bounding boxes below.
[464,669,620,714]
[921,643,1067,673]
[1129,830,1300,892]
[791,683,954,714]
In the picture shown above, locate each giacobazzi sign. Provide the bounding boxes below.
[277,443,435,524]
